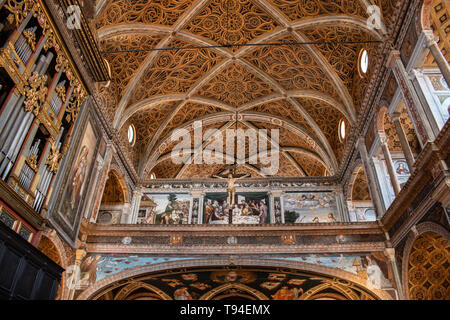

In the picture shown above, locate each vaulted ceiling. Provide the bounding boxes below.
[93,0,398,179]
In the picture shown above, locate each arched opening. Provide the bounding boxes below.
[97,170,129,225]
[77,259,392,301]
[347,163,375,222]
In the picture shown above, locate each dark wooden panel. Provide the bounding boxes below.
[0,221,64,300]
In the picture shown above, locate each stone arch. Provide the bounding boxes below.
[199,282,268,300]
[375,106,388,136]
[97,166,132,224]
[100,169,129,205]
[76,258,392,300]
[401,221,450,299]
[113,282,172,300]
[38,229,69,300]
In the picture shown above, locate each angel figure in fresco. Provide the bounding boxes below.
[70,146,89,210]
[213,173,250,205]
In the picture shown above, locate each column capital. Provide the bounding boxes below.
[386,50,401,69]
[384,248,396,262]
[378,133,388,145]
[422,29,439,48]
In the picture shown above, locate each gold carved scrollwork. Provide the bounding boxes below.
[23,28,36,51]
[0,43,29,95]
[55,85,66,103]
[25,154,38,172]
[46,143,62,173]
[65,83,87,123]
[3,0,37,27]
[24,71,48,113]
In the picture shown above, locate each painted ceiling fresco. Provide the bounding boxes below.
[94,0,398,178]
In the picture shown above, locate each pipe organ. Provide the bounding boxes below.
[0,0,87,237]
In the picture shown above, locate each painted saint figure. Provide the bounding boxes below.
[70,146,89,210]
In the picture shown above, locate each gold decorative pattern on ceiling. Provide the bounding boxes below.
[94,0,396,178]
[196,62,277,108]
[183,0,282,51]
[96,0,195,29]
[267,0,366,21]
[425,0,450,66]
[407,232,450,300]
[129,39,225,106]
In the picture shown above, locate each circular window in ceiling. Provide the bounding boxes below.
[359,49,369,76]
[339,119,346,142]
[128,124,136,146]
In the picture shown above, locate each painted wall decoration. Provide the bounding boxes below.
[92,266,384,300]
[273,197,282,223]
[265,253,394,291]
[191,198,200,224]
[394,159,411,187]
[50,115,101,245]
[203,193,269,224]
[138,194,191,224]
[283,192,338,223]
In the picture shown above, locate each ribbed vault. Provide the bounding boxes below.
[94,0,397,178]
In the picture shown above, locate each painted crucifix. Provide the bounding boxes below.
[213,172,250,206]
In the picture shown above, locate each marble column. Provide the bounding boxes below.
[129,189,143,224]
[424,30,450,88]
[379,134,401,195]
[357,137,385,218]
[391,112,415,171]
[387,50,435,147]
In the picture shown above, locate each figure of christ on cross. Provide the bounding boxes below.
[213,172,250,206]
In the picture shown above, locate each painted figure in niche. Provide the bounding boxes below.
[174,287,193,300]
[395,161,410,175]
[70,146,89,210]
[259,201,268,224]
[213,173,250,205]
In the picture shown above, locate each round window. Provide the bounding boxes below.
[128,124,135,146]
[359,49,369,75]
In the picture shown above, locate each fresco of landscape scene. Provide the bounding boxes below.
[203,193,269,224]
[137,194,191,224]
[283,192,338,223]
